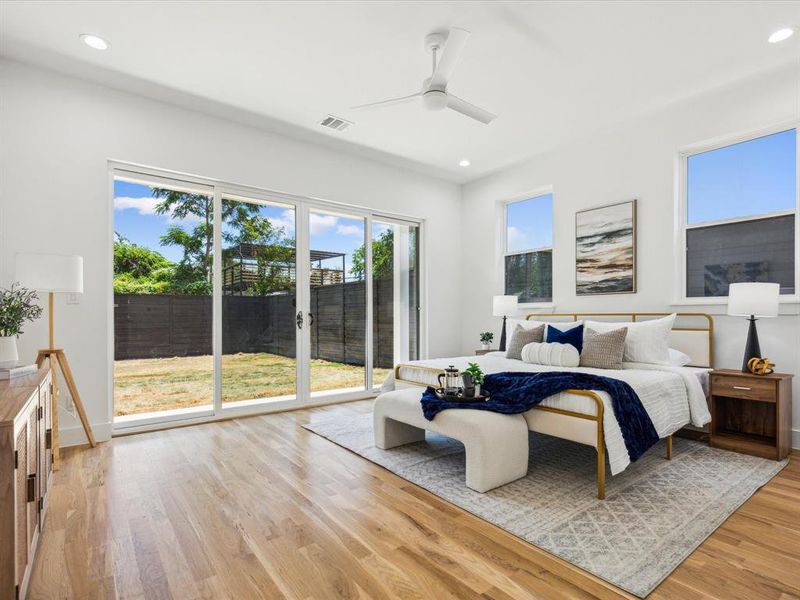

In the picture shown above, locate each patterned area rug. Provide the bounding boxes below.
[304,410,787,598]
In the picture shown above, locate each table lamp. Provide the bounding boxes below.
[15,253,96,466]
[727,282,779,372]
[493,295,518,352]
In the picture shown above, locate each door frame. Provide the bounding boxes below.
[107,160,425,434]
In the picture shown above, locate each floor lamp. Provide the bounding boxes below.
[15,253,96,471]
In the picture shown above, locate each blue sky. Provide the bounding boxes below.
[688,129,796,224]
[114,180,384,278]
[506,193,553,252]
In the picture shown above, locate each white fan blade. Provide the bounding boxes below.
[446,94,496,124]
[351,93,420,110]
[430,27,470,89]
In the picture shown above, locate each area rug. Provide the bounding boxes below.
[303,410,787,598]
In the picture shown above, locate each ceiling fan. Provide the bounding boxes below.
[351,28,496,125]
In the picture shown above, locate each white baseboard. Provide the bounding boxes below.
[59,421,113,447]
[793,428,800,451]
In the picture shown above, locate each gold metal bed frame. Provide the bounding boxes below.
[393,312,714,499]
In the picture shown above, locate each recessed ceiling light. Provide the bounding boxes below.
[79,34,109,50]
[768,27,795,44]
[459,159,471,167]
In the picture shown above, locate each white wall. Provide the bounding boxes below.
[461,65,800,447]
[3,57,799,448]
[0,59,463,444]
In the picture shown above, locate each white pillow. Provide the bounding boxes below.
[521,342,580,368]
[508,318,582,332]
[668,348,692,367]
[584,314,676,365]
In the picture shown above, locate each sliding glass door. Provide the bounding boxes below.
[371,220,420,387]
[306,209,367,396]
[112,176,215,423]
[221,195,299,406]
[112,165,422,428]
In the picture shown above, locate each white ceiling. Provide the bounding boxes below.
[2,1,799,183]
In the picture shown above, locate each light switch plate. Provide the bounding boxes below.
[66,293,79,305]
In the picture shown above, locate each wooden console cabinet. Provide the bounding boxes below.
[0,365,53,600]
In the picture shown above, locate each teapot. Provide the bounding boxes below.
[437,365,461,395]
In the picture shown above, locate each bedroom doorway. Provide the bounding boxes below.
[111,163,423,430]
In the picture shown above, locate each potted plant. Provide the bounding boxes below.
[463,362,485,397]
[479,331,494,350]
[0,283,43,365]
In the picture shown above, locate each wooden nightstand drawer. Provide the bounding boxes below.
[711,374,776,402]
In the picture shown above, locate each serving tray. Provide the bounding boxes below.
[433,387,490,403]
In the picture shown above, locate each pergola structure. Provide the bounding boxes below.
[222,243,346,295]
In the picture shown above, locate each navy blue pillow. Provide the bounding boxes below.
[545,323,584,353]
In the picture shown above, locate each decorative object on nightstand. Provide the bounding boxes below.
[727,282,779,372]
[492,295,518,352]
[479,331,493,351]
[15,252,96,474]
[747,357,775,376]
[710,369,792,460]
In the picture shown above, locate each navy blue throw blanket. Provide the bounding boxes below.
[421,371,660,462]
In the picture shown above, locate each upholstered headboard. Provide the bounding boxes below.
[524,312,714,368]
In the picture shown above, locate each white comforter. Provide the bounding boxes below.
[381,352,711,475]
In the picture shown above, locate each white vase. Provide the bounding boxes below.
[474,383,482,397]
[0,336,19,366]
[480,342,490,350]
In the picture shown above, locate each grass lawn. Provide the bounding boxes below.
[114,353,391,417]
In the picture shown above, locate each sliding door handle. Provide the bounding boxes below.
[27,474,36,502]
[296,311,304,329]
[308,312,314,327]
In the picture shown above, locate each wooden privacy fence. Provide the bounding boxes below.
[114,277,417,368]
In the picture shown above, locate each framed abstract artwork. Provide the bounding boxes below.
[575,199,637,295]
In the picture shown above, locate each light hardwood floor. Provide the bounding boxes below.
[29,400,800,599]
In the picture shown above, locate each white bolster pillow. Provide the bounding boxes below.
[521,342,580,368]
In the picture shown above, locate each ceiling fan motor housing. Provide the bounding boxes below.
[424,32,447,53]
[422,89,448,111]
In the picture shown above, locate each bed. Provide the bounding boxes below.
[380,312,714,498]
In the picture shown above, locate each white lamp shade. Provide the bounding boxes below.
[492,295,518,317]
[727,282,779,317]
[15,253,84,293]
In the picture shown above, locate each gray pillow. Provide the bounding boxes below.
[580,327,628,369]
[506,324,545,360]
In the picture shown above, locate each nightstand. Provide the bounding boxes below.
[475,349,493,355]
[710,369,793,460]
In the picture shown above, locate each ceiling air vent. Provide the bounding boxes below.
[319,115,353,132]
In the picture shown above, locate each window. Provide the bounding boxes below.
[683,128,797,298]
[504,193,553,303]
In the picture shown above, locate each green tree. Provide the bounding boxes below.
[113,234,216,295]
[351,228,393,280]
[152,190,292,292]
[153,189,214,283]
[113,233,170,277]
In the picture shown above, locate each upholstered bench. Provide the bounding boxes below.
[373,388,530,492]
